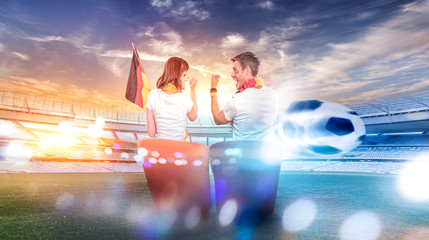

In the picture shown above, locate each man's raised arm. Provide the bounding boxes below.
[210,74,230,125]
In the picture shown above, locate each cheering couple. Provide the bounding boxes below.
[146,52,278,142]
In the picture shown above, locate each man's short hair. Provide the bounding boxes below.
[231,52,260,77]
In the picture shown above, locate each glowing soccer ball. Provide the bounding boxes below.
[277,100,366,156]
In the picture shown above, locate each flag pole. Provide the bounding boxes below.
[131,42,137,55]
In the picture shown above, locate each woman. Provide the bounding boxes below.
[146,57,198,140]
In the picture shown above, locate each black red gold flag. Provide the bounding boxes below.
[125,44,151,111]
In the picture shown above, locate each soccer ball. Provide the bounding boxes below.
[276,100,366,156]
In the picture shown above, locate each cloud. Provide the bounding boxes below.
[151,0,210,21]
[0,2,37,26]
[136,27,156,38]
[344,78,429,105]
[258,0,274,10]
[150,0,173,8]
[359,53,429,81]
[149,30,185,55]
[100,49,167,63]
[273,0,429,103]
[216,18,313,86]
[23,36,65,42]
[222,33,247,49]
[11,52,29,61]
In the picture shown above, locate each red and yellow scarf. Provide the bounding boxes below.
[162,83,182,94]
[238,77,264,93]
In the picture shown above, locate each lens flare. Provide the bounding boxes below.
[88,124,103,138]
[0,121,16,136]
[398,157,429,202]
[95,116,105,128]
[4,141,32,162]
[58,121,74,135]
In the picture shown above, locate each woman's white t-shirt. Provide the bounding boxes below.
[146,89,193,141]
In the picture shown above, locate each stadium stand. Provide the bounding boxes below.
[1,90,429,174]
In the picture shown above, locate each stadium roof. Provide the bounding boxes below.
[0,91,228,128]
[348,92,429,117]
[348,92,429,133]
[1,91,429,135]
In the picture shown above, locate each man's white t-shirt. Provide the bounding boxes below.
[223,86,278,141]
[146,89,193,141]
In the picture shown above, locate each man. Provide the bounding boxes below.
[210,52,278,140]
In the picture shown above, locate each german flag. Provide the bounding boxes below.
[125,44,151,111]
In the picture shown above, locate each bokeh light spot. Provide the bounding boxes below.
[174,152,183,158]
[339,211,381,240]
[149,157,157,164]
[151,151,160,157]
[192,160,202,167]
[138,148,148,157]
[56,193,76,212]
[184,206,202,229]
[282,199,317,232]
[134,154,143,164]
[224,148,241,156]
[219,199,238,227]
[212,159,221,166]
[104,148,112,155]
[174,159,188,166]
[143,161,152,168]
[228,157,237,164]
[86,192,97,211]
[158,158,167,164]
[101,197,118,216]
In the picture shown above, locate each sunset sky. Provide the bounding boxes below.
[0,0,428,113]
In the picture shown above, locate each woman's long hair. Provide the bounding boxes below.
[156,57,189,90]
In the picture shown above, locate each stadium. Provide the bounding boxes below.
[1,90,429,239]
